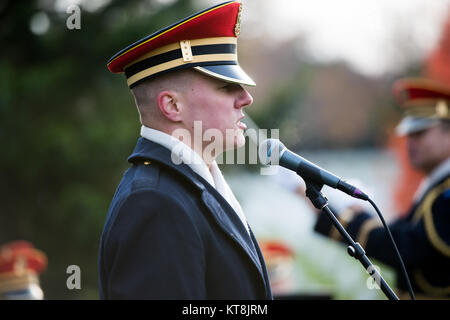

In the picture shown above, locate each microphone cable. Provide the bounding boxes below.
[367,198,415,300]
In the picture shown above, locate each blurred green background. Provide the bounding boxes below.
[1,0,449,299]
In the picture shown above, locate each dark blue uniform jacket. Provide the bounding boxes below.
[315,173,450,298]
[98,138,272,299]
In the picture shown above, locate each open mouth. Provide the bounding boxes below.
[237,115,247,130]
[237,120,247,130]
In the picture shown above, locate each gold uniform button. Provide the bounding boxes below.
[143,161,151,166]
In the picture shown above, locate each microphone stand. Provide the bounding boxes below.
[304,180,399,300]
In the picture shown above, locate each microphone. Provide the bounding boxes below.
[259,139,369,200]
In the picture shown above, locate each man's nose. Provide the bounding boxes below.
[236,87,253,109]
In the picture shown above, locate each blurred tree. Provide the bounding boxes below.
[0,0,195,299]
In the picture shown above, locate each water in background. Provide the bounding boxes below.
[225,148,399,300]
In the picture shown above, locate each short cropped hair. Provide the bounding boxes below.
[130,69,195,124]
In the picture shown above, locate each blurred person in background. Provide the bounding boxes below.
[0,241,47,300]
[313,78,450,299]
[98,1,272,299]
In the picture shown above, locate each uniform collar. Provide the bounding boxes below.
[127,136,206,192]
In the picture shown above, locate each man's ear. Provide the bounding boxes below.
[157,90,183,122]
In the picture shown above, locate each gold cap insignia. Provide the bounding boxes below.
[234,3,242,37]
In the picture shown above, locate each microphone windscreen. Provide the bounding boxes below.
[258,139,285,165]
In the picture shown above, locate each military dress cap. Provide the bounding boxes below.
[107,1,255,89]
[0,241,47,299]
[393,78,450,135]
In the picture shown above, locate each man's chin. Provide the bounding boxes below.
[235,134,247,149]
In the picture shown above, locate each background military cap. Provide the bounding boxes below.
[0,241,47,299]
[393,78,450,135]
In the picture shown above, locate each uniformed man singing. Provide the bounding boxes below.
[98,1,272,299]
[315,78,450,299]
